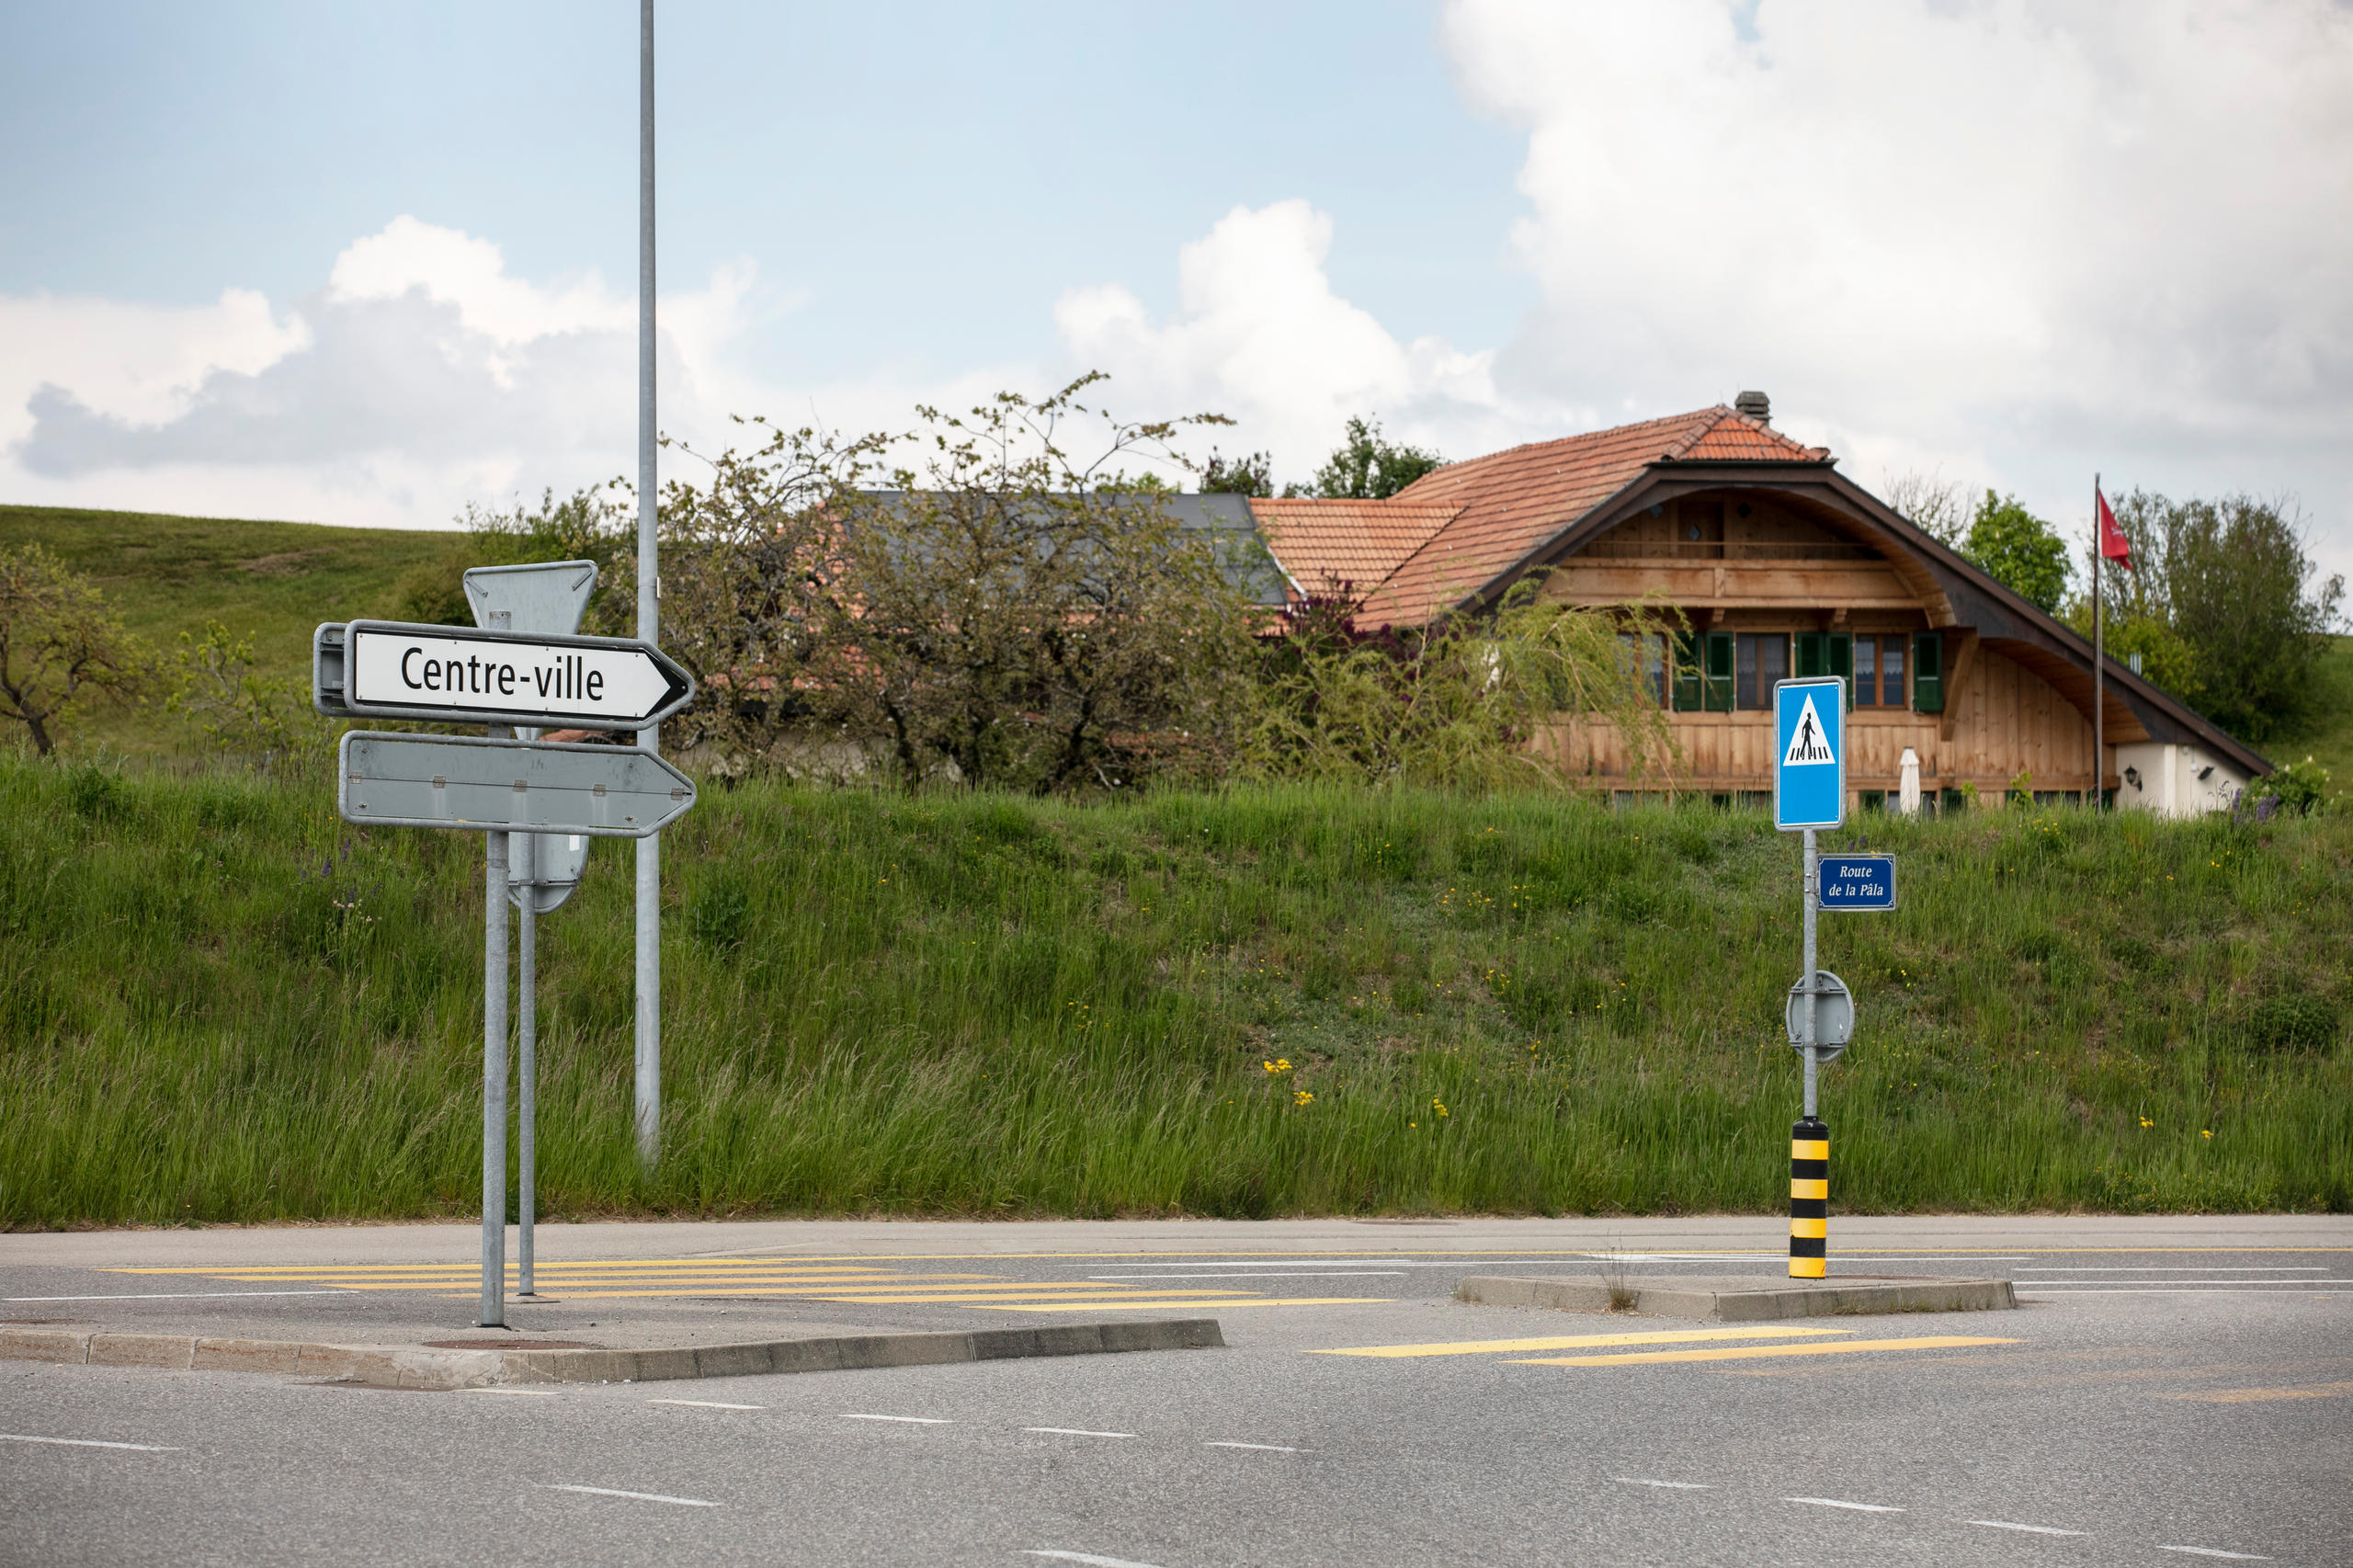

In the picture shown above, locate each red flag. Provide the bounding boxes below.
[2097,486,2132,571]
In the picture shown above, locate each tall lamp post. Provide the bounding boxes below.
[633,0,661,1166]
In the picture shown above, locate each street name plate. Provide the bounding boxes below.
[316,619,694,730]
[338,732,696,838]
[1816,853,1896,911]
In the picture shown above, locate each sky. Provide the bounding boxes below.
[3,0,2350,584]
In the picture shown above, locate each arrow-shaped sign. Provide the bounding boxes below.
[337,732,697,838]
[314,620,695,731]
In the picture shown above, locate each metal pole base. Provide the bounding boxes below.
[1790,1117,1828,1279]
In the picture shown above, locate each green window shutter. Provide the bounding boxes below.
[1704,631,1735,712]
[1912,631,1944,712]
[1829,633,1853,709]
[1794,632,1824,679]
[1673,631,1703,711]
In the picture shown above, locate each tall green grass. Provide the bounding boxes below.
[2,756,2346,1227]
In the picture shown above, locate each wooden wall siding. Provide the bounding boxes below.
[1540,558,1922,616]
[1560,485,1956,624]
[1540,648,2106,793]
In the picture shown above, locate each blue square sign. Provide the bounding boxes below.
[1773,676,1846,832]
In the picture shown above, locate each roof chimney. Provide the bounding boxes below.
[1734,390,1771,425]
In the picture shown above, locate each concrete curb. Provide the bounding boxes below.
[1455,1275,2017,1321]
[0,1319,1224,1391]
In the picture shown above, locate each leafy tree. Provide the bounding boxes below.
[166,621,333,772]
[1304,416,1443,500]
[654,376,1256,790]
[2164,494,2343,743]
[0,544,151,756]
[1963,490,2070,612]
[2063,489,2341,743]
[1200,449,1275,497]
[650,415,883,755]
[392,485,633,627]
[1239,576,1679,790]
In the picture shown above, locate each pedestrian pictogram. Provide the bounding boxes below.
[1782,694,1836,766]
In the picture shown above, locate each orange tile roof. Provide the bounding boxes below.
[1246,497,1461,599]
[1270,405,1830,628]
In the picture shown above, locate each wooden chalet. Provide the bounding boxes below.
[1237,393,2268,814]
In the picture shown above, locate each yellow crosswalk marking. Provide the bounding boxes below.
[987,1298,1392,1312]
[100,1259,1383,1311]
[1508,1335,2020,1368]
[431,1285,1243,1302]
[1310,1326,1854,1358]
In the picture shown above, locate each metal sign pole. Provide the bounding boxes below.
[1802,828,1819,1118]
[481,832,509,1328]
[634,0,662,1171]
[515,813,537,1298]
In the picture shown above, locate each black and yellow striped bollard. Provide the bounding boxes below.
[1789,1116,1828,1278]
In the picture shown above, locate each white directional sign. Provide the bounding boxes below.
[314,619,694,730]
[337,732,696,838]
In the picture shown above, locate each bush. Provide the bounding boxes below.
[2250,756,2330,815]
[2245,993,2339,1054]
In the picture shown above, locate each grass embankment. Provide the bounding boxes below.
[3,758,2346,1228]
[0,504,458,757]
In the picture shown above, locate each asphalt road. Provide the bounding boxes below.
[4,1217,2347,1566]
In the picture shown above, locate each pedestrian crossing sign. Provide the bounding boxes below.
[1774,676,1846,831]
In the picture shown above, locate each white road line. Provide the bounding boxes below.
[460,1388,556,1398]
[2017,1278,2339,1287]
[1023,1552,1171,1568]
[2027,1267,2329,1273]
[0,1434,180,1452]
[1581,1253,2031,1263]
[1024,1427,1137,1438]
[840,1414,950,1425]
[1784,1496,1904,1513]
[1615,1478,1709,1489]
[5,1290,356,1301]
[2156,1548,2272,1561]
[1965,1519,2086,1536]
[1206,1441,1308,1452]
[1085,1272,1406,1280]
[648,1399,764,1410]
[2014,1280,2343,1290]
[540,1483,720,1507]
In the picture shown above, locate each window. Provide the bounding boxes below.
[1854,635,1908,708]
[1619,631,1669,707]
[1735,632,1788,710]
[1793,631,1853,699]
[1674,631,1734,712]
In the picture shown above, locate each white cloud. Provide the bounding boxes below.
[1054,199,1557,479]
[1441,0,2353,564]
[0,218,779,530]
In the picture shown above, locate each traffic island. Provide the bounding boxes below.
[1453,1275,2016,1321]
[0,1318,1225,1391]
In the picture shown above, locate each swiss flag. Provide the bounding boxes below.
[2097,486,2133,571]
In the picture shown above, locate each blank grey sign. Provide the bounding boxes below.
[338,732,696,839]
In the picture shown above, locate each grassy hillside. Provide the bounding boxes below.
[2273,633,2353,786]
[0,504,460,756]
[3,759,2345,1227]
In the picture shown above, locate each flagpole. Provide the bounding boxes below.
[2092,473,2103,813]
